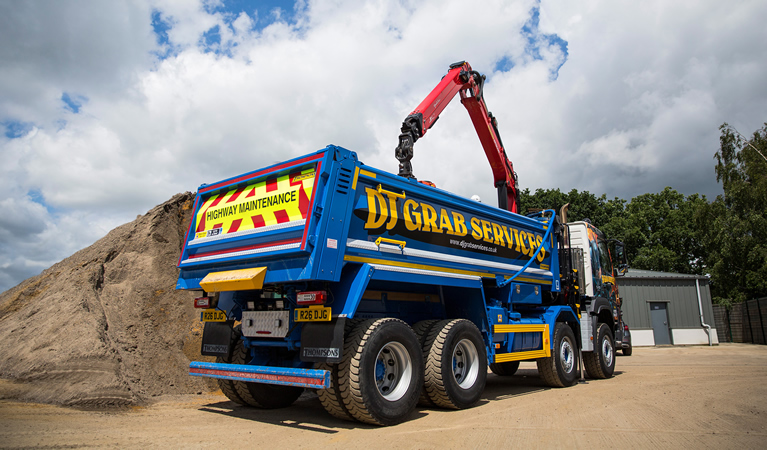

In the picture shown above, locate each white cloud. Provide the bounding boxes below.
[1,0,766,292]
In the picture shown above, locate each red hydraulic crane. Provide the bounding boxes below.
[394,61,520,214]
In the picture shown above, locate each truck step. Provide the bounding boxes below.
[189,361,330,389]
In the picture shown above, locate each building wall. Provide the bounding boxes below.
[617,276,718,346]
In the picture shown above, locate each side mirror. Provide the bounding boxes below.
[614,241,629,276]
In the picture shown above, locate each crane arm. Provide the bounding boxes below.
[394,61,520,213]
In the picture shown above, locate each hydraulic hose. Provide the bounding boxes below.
[497,209,556,288]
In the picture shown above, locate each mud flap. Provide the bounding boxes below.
[300,318,346,363]
[201,321,233,357]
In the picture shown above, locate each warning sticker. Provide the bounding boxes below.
[194,166,316,237]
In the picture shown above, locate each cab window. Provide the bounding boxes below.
[598,237,612,277]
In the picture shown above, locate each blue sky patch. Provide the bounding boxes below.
[202,25,222,48]
[199,24,237,56]
[3,120,34,139]
[211,0,297,27]
[151,10,178,60]
[151,1,299,59]
[151,10,171,46]
[27,189,58,215]
[61,93,87,114]
[522,5,569,79]
[495,56,515,72]
[27,189,45,206]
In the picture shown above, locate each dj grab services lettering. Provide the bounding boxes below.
[362,186,546,262]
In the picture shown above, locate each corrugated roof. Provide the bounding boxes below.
[620,268,709,280]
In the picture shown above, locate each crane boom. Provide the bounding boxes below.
[394,61,520,213]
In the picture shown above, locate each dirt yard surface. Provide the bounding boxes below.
[1,344,765,449]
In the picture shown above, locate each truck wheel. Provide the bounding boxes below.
[412,320,440,406]
[423,319,487,410]
[622,344,633,356]
[489,360,520,376]
[315,362,353,420]
[584,323,616,379]
[215,324,248,406]
[315,319,360,421]
[338,318,423,426]
[537,323,578,388]
[229,339,304,409]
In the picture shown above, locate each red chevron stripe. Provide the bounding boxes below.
[227,187,246,203]
[251,214,265,228]
[199,153,324,194]
[196,195,222,232]
[228,219,242,233]
[273,209,290,224]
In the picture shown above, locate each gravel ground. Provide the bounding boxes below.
[1,344,765,449]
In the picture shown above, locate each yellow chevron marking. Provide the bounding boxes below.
[493,324,551,362]
[494,349,549,363]
[494,324,547,333]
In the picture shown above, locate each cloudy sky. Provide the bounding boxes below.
[1,0,765,292]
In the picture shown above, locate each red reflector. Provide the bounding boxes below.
[256,331,272,335]
[297,291,327,305]
[194,297,211,308]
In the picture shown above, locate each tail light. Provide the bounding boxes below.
[297,291,327,305]
[624,324,629,332]
[194,296,212,308]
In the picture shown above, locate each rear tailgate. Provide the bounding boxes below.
[176,150,328,289]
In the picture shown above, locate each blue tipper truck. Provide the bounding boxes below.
[178,62,629,426]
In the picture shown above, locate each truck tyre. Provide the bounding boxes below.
[215,324,248,406]
[315,319,360,421]
[422,319,487,410]
[315,362,353,420]
[537,323,578,388]
[622,344,633,356]
[229,338,304,409]
[489,360,520,376]
[412,320,440,407]
[338,318,423,426]
[584,323,616,379]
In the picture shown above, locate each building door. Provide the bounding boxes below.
[650,302,671,345]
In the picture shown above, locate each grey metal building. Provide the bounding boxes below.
[616,269,718,346]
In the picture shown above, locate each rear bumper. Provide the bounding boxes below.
[189,361,330,389]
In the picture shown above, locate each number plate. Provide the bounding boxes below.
[294,306,331,322]
[201,309,227,322]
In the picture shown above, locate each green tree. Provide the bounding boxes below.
[696,123,767,302]
[521,187,707,275]
[603,188,708,274]
[519,188,625,229]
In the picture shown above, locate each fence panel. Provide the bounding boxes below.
[713,305,731,343]
[731,302,745,343]
[714,298,767,345]
[745,298,766,345]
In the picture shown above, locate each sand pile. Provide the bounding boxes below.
[0,192,216,407]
